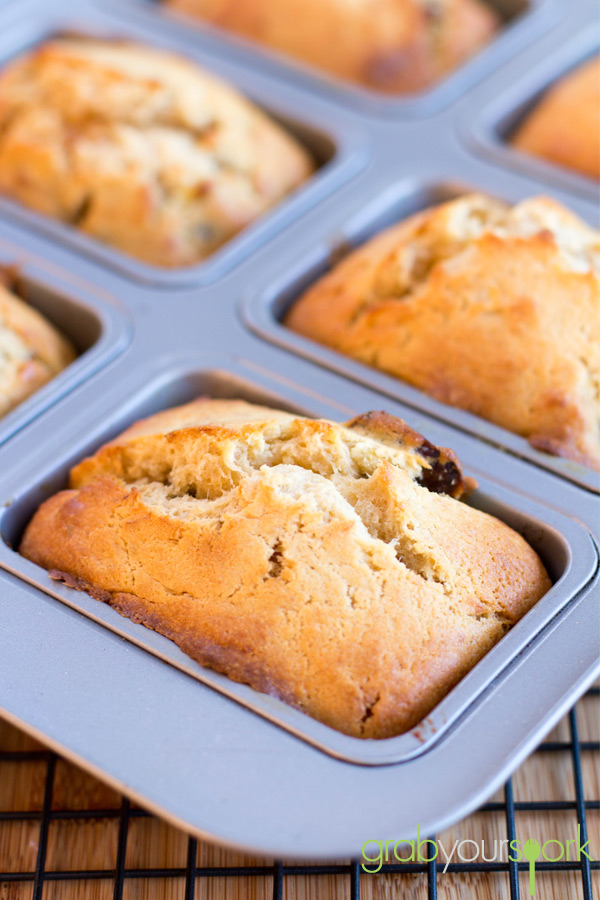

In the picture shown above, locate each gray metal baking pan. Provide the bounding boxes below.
[464,16,599,200]
[0,232,131,447]
[117,0,564,118]
[243,174,600,494]
[0,0,597,860]
[0,566,596,859]
[0,355,597,767]
[0,0,366,288]
[0,350,598,857]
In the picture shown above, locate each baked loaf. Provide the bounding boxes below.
[0,275,75,419]
[512,57,600,181]
[286,194,600,471]
[20,398,550,739]
[165,0,498,94]
[0,38,313,267]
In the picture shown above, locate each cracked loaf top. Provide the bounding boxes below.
[0,38,313,267]
[286,194,600,471]
[0,275,75,420]
[166,0,498,94]
[20,398,550,739]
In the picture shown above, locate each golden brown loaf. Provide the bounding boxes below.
[286,194,600,471]
[166,0,498,93]
[512,57,600,181]
[0,276,75,419]
[0,38,313,267]
[20,398,550,739]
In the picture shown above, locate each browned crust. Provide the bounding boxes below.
[20,399,551,739]
[286,197,600,471]
[166,0,498,94]
[0,273,76,419]
[0,38,313,267]
[48,568,296,705]
[512,57,600,181]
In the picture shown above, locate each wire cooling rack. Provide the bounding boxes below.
[0,688,598,900]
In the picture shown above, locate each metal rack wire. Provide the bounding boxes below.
[1,688,598,899]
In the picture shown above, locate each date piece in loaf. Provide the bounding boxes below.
[0,274,75,419]
[286,194,600,471]
[0,38,313,267]
[166,0,499,94]
[20,398,550,739]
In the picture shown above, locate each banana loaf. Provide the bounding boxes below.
[166,0,499,94]
[286,194,600,471]
[0,276,75,420]
[20,398,550,739]
[512,57,600,181]
[0,38,313,267]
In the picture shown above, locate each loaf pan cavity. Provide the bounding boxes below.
[0,357,596,766]
[0,237,130,447]
[242,178,600,494]
[464,25,599,200]
[0,0,365,288]
[112,0,561,117]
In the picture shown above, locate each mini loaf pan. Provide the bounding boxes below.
[114,0,563,117]
[0,233,130,447]
[0,0,366,288]
[0,0,597,858]
[464,19,599,200]
[0,350,597,856]
[243,176,600,495]
[0,355,597,767]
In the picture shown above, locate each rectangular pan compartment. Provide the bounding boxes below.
[0,354,596,767]
[243,178,600,494]
[113,0,561,118]
[464,23,599,200]
[0,234,130,447]
[0,0,366,288]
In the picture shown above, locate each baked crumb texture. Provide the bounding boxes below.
[166,0,499,93]
[20,398,550,739]
[512,57,600,181]
[287,194,600,471]
[0,38,314,267]
[0,277,75,419]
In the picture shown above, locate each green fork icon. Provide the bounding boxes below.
[523,838,541,896]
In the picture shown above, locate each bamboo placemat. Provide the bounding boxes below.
[0,689,598,900]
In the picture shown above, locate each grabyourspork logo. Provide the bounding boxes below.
[361,825,595,895]
[523,838,541,895]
